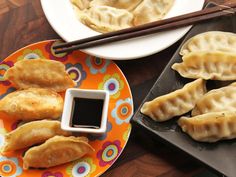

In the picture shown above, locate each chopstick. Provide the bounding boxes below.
[53,2,236,54]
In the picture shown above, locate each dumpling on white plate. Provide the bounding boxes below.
[71,0,91,10]
[90,0,143,11]
[180,31,236,56]
[178,111,236,142]
[133,0,175,26]
[141,78,206,122]
[78,5,134,33]
[172,51,236,80]
[192,84,236,116]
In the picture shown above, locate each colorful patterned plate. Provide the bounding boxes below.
[0,40,133,177]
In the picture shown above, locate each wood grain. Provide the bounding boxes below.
[0,0,233,176]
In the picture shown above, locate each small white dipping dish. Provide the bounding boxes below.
[61,88,109,134]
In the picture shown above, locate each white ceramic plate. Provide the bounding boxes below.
[41,0,204,60]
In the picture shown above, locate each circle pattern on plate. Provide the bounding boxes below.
[0,61,14,86]
[0,157,22,177]
[45,41,69,61]
[66,63,87,86]
[112,98,133,125]
[98,74,124,99]
[97,140,122,167]
[0,40,133,177]
[17,49,45,61]
[66,158,96,177]
[86,56,110,74]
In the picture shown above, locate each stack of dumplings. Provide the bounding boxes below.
[141,31,236,143]
[0,59,94,169]
[71,0,175,33]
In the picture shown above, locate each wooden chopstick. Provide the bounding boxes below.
[53,2,236,54]
[53,2,236,49]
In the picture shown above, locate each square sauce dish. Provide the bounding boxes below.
[61,88,109,134]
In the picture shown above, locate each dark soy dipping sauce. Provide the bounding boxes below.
[71,97,104,129]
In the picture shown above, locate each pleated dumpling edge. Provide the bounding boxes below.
[141,78,206,122]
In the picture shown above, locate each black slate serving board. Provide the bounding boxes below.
[132,3,236,177]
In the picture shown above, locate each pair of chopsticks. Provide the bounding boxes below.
[53,2,236,54]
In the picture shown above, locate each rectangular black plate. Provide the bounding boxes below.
[132,3,236,177]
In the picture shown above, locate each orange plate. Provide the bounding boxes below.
[0,40,133,177]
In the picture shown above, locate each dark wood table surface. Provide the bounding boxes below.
[0,0,233,176]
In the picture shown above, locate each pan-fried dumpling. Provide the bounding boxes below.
[0,88,63,120]
[180,31,236,56]
[178,111,236,142]
[78,5,134,33]
[71,0,91,10]
[2,120,71,152]
[133,0,175,26]
[192,85,236,116]
[172,52,236,80]
[4,59,75,92]
[23,136,94,169]
[141,79,206,122]
[90,0,143,11]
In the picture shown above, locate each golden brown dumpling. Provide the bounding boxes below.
[178,111,236,142]
[90,0,143,11]
[0,88,63,120]
[133,0,175,26]
[192,85,236,116]
[71,0,91,10]
[2,120,71,152]
[141,79,206,122]
[4,59,75,92]
[78,5,134,33]
[23,136,94,169]
[180,31,236,56]
[172,52,236,80]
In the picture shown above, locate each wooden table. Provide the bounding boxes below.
[0,0,233,176]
